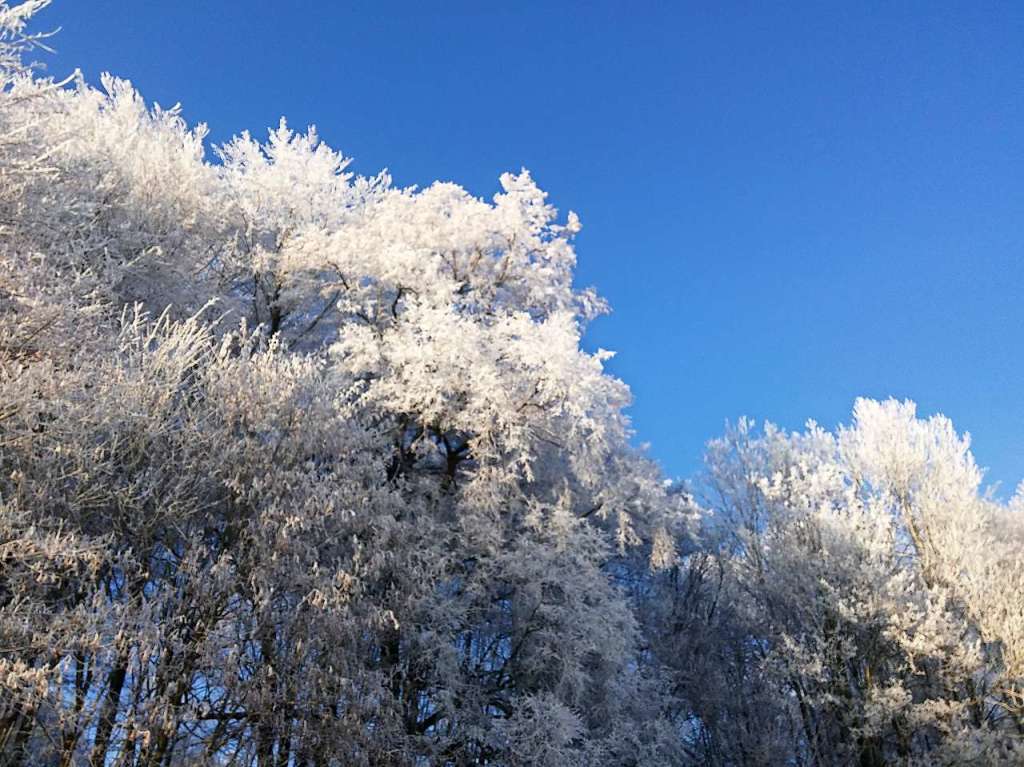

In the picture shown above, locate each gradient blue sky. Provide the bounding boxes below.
[36,1,1024,492]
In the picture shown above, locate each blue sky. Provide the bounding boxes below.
[37,1,1024,492]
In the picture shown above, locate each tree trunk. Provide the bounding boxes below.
[90,652,129,767]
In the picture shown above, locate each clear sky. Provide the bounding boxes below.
[35,1,1024,493]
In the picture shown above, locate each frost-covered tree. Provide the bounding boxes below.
[3,4,1023,766]
[650,400,1024,765]
[0,4,686,765]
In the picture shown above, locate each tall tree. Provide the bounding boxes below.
[0,4,685,764]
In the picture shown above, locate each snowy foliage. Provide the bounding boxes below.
[1,4,1021,765]
[0,4,685,765]
[646,400,1024,765]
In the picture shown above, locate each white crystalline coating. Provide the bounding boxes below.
[0,3,691,764]
[689,399,1024,763]
[1,2,1021,764]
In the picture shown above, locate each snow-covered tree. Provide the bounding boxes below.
[2,4,1022,765]
[652,400,1024,765]
[0,4,685,764]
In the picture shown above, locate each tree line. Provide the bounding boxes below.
[1,3,1021,764]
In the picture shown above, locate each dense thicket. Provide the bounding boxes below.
[1,3,1021,765]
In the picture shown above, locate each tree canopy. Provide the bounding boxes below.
[0,3,1021,765]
